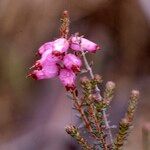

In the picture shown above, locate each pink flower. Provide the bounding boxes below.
[52,38,69,56]
[70,36,100,52]
[38,42,53,55]
[30,63,58,80]
[59,69,76,91]
[40,50,62,65]
[63,54,82,72]
[38,38,69,56]
[33,49,62,70]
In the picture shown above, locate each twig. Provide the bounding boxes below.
[81,51,101,98]
[66,125,93,150]
[88,103,108,150]
[81,51,114,145]
[71,90,106,146]
[142,123,150,150]
[79,77,108,149]
[71,90,93,132]
[113,90,139,150]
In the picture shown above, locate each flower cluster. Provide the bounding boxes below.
[28,36,100,90]
[28,11,140,150]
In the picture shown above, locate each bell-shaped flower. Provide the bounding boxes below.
[38,41,53,55]
[63,54,82,72]
[33,50,62,70]
[59,69,76,91]
[70,36,100,52]
[52,38,69,56]
[40,50,62,65]
[30,63,58,80]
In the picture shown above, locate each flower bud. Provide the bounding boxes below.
[70,36,101,53]
[80,76,90,85]
[106,81,116,91]
[131,90,140,98]
[121,118,130,125]
[65,125,77,135]
[94,74,102,83]
[63,54,82,72]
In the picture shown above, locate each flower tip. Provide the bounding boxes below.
[65,125,76,134]
[65,84,76,91]
[96,45,101,50]
[26,73,37,80]
[35,51,41,57]
[52,51,65,57]
[106,81,116,90]
[29,65,36,70]
[131,90,140,98]
[63,10,68,16]
[71,65,81,73]
[80,76,90,84]
[89,44,101,53]
[30,62,42,70]
[26,74,31,78]
[121,118,130,125]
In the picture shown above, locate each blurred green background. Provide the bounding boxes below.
[0,0,149,149]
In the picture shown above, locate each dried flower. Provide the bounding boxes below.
[63,53,82,72]
[70,36,101,52]
[59,69,76,91]
[60,10,70,38]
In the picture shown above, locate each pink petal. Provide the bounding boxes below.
[52,38,69,56]
[34,51,62,70]
[30,63,58,80]
[38,42,53,55]
[70,36,101,52]
[59,69,76,90]
[40,50,62,64]
[63,54,82,72]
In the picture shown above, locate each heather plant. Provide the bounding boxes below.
[28,11,139,150]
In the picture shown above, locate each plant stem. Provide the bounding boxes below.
[81,51,114,145]
[89,104,108,150]
[71,91,93,132]
[66,125,93,150]
[71,90,106,146]
[81,52,101,98]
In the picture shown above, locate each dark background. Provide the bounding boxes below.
[0,0,149,149]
